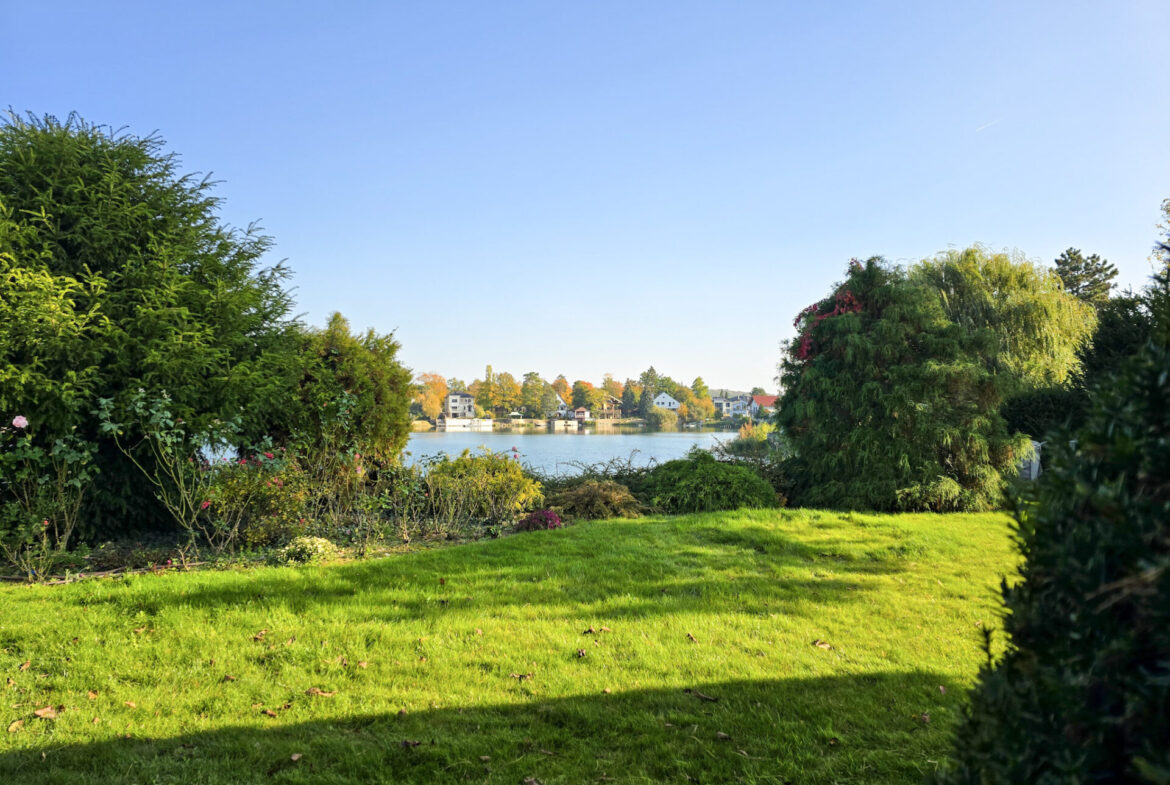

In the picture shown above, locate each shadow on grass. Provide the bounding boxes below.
[0,671,962,785]
[79,515,915,624]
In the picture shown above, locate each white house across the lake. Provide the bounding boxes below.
[653,392,680,410]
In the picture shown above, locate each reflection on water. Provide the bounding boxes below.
[405,428,730,475]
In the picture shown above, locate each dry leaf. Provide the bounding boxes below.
[715,731,731,740]
[252,703,263,709]
[599,626,611,632]
[253,629,267,641]
[91,717,100,724]
[584,626,597,635]
[263,709,277,718]
[87,690,98,700]
[576,649,587,658]
[396,709,407,716]
[474,628,483,636]
[828,737,840,746]
[222,675,237,682]
[124,701,137,709]
[18,661,30,672]
[812,639,833,650]
[438,578,445,585]
[686,632,698,643]
[401,739,421,747]
[133,627,147,634]
[33,706,58,719]
[7,719,23,733]
[939,685,947,695]
[479,755,491,762]
[602,688,611,694]
[290,753,302,762]
[357,661,368,669]
[337,656,349,667]
[305,687,337,697]
[5,678,14,687]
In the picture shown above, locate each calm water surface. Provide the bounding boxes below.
[406,429,730,475]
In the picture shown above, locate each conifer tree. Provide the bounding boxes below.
[1054,247,1119,305]
[776,258,1025,511]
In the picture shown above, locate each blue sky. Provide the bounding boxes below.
[5,1,1168,391]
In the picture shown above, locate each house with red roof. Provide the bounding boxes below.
[750,395,778,419]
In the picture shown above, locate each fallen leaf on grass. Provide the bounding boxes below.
[918,712,931,725]
[602,688,611,694]
[305,687,337,697]
[828,737,840,746]
[576,649,587,658]
[474,629,483,636]
[124,701,137,709]
[401,740,422,748]
[336,656,349,667]
[509,673,533,682]
[285,636,296,645]
[290,753,302,762]
[222,675,237,682]
[686,632,698,643]
[479,755,490,762]
[87,690,98,700]
[33,706,58,719]
[6,678,14,687]
[522,778,544,785]
[7,720,23,732]
[812,639,833,650]
[18,661,30,672]
[357,661,368,669]
[599,626,611,633]
[715,731,731,740]
[583,626,597,635]
[133,627,147,635]
[253,629,267,641]
[939,685,947,694]
[683,689,719,702]
[91,717,100,724]
[263,709,277,718]
[396,709,407,717]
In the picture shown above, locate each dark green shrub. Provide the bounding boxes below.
[634,450,777,514]
[932,273,1170,783]
[549,479,642,520]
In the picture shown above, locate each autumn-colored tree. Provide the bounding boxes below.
[495,371,522,413]
[571,380,595,409]
[470,365,497,412]
[551,375,571,404]
[602,373,623,399]
[415,372,448,419]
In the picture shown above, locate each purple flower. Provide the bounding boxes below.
[11,415,28,429]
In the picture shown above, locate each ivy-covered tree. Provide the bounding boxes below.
[776,258,1026,511]
[912,246,1096,396]
[932,268,1170,784]
[1053,247,1119,305]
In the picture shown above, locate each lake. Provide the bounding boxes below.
[405,428,731,475]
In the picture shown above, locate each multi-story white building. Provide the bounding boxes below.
[442,391,476,418]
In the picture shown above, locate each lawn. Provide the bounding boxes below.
[0,509,1017,784]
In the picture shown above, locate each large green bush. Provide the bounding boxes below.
[776,258,1025,511]
[0,112,300,537]
[634,450,776,514]
[933,270,1170,783]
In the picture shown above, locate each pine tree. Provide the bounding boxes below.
[1054,247,1119,305]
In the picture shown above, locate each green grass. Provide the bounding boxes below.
[0,509,1017,784]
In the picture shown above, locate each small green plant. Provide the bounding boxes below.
[426,449,543,532]
[550,479,642,520]
[635,449,777,514]
[0,414,97,580]
[275,535,338,564]
[97,390,237,558]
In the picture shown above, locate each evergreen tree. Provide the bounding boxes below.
[1054,247,1119,305]
[777,258,1025,511]
[932,268,1170,784]
[621,381,638,416]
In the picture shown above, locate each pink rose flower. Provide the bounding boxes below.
[12,415,28,429]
